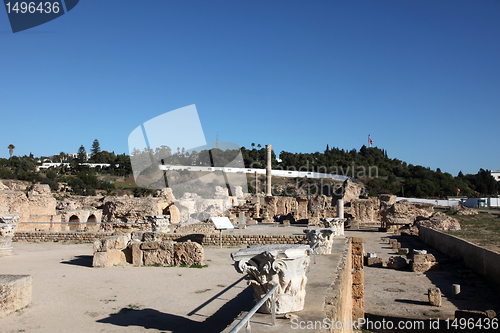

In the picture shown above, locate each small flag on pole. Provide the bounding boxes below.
[457,188,460,196]
[369,135,372,147]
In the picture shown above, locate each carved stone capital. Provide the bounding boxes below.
[304,228,335,255]
[320,217,346,236]
[231,244,310,314]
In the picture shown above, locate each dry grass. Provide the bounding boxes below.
[440,208,500,253]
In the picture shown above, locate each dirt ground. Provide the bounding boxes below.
[2,226,499,333]
[0,242,254,333]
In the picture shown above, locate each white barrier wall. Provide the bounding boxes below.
[396,197,460,207]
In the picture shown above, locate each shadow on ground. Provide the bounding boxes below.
[60,255,93,267]
[96,284,254,332]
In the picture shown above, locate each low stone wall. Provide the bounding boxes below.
[13,231,113,242]
[13,231,307,246]
[323,238,352,333]
[419,226,500,290]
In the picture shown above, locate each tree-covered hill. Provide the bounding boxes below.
[1,143,498,198]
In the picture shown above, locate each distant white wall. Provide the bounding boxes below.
[158,165,352,182]
[396,197,461,207]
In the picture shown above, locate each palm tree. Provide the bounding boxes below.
[251,143,255,149]
[7,144,15,159]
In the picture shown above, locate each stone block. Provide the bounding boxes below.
[352,309,365,322]
[141,241,159,250]
[413,253,436,263]
[387,256,408,270]
[412,262,439,273]
[131,242,143,266]
[352,284,364,298]
[353,270,364,285]
[366,257,383,267]
[351,237,363,244]
[0,275,32,318]
[352,243,364,255]
[92,250,126,267]
[389,239,397,245]
[353,297,364,310]
[93,234,131,252]
[398,248,409,255]
[174,241,204,266]
[428,287,441,307]
[352,255,364,270]
[143,249,174,266]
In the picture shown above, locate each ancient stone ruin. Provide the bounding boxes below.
[92,232,204,268]
[0,215,19,257]
[231,244,310,314]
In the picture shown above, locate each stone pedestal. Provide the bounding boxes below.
[0,216,20,257]
[146,215,170,233]
[231,244,310,314]
[304,228,335,255]
[320,217,346,236]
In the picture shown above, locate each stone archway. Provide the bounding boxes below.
[86,214,99,231]
[69,215,80,231]
[163,203,179,224]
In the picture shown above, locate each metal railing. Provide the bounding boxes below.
[309,240,320,265]
[229,283,278,333]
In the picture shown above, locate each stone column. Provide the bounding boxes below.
[337,198,344,218]
[266,144,272,196]
[0,216,20,257]
[231,244,310,314]
[304,228,335,254]
[255,171,258,195]
[146,215,170,233]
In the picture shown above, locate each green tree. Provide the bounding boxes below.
[77,145,87,163]
[90,139,101,160]
[7,144,15,160]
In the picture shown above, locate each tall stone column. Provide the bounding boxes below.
[266,144,272,196]
[337,198,344,218]
[0,216,20,257]
[231,244,310,314]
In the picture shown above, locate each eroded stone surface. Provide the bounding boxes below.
[0,275,32,318]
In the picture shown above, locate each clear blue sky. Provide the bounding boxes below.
[1,0,499,176]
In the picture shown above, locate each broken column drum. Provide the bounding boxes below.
[231,244,310,314]
[0,216,20,257]
[304,228,335,255]
[146,215,170,233]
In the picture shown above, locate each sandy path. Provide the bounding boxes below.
[1,242,253,333]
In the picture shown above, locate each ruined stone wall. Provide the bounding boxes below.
[419,226,500,290]
[322,238,353,333]
[13,231,308,245]
[351,237,364,324]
